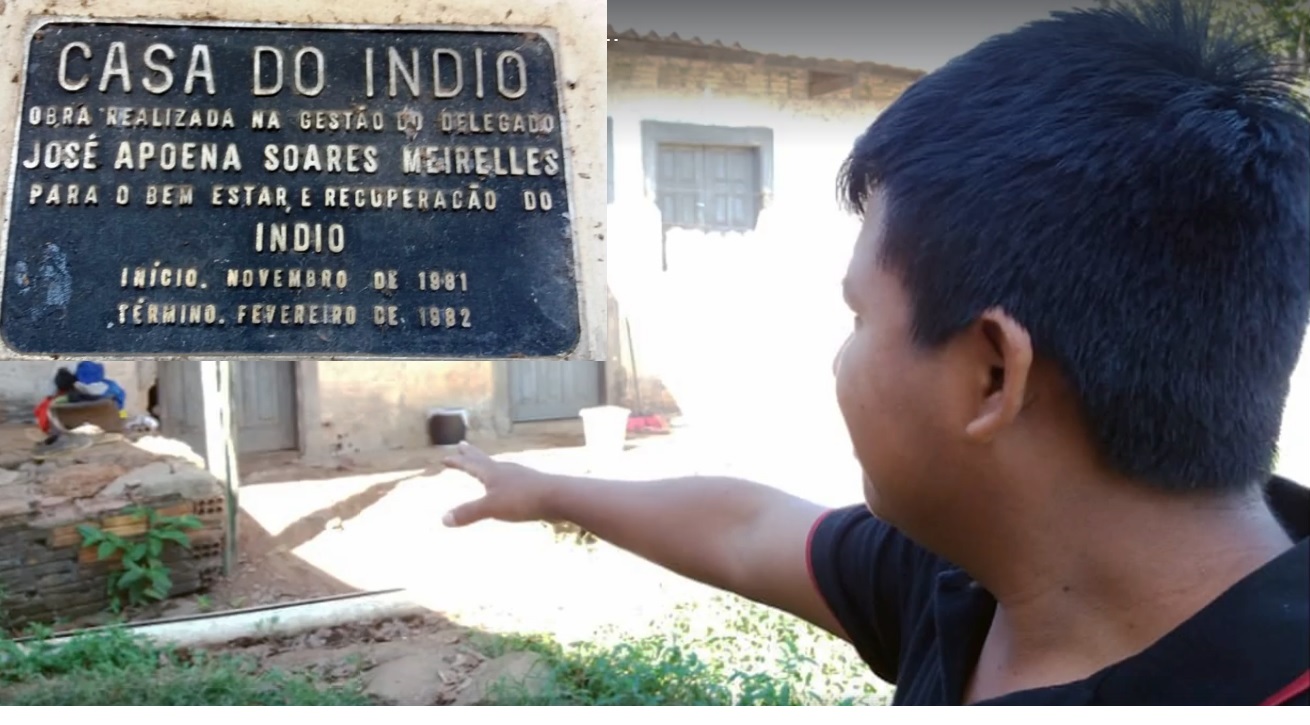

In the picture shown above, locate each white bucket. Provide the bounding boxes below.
[579,405,630,458]
[426,407,470,446]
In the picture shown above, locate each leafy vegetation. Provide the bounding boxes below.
[0,626,372,706]
[1098,0,1310,74]
[476,594,890,706]
[0,592,885,706]
[1226,0,1310,71]
[4,517,885,705]
[77,506,203,612]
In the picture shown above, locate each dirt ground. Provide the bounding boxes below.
[110,428,606,704]
[207,613,550,705]
[159,426,592,617]
[0,419,601,703]
[5,416,862,705]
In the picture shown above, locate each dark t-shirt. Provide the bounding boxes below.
[807,476,1310,705]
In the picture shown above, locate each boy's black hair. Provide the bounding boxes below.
[53,367,78,394]
[838,0,1310,492]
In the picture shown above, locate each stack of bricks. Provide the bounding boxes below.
[0,492,225,628]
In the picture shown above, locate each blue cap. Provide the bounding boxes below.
[75,361,106,384]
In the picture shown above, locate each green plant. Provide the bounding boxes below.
[1096,0,1310,75]
[1,626,161,684]
[0,627,373,705]
[473,594,891,706]
[77,506,203,612]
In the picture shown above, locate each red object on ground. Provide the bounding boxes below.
[626,413,670,434]
[34,396,54,434]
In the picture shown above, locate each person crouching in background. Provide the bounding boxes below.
[34,367,83,439]
[74,361,127,418]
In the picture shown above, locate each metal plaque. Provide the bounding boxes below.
[1,20,581,358]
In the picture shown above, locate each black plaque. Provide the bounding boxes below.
[1,20,582,357]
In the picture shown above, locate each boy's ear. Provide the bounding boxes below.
[964,307,1033,442]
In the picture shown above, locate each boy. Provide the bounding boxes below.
[441,0,1309,705]
[33,366,99,455]
[74,361,127,413]
[34,367,82,435]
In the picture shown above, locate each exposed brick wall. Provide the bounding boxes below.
[0,434,228,628]
[0,475,225,629]
[608,47,914,108]
[605,46,918,220]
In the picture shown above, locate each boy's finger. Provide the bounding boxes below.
[443,499,490,527]
[442,455,491,485]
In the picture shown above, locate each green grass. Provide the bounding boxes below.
[0,595,886,706]
[0,627,373,706]
[474,593,891,706]
[1,570,888,705]
[0,596,886,706]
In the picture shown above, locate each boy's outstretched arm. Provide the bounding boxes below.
[441,442,845,638]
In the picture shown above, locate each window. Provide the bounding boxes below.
[641,122,774,234]
[655,144,760,232]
